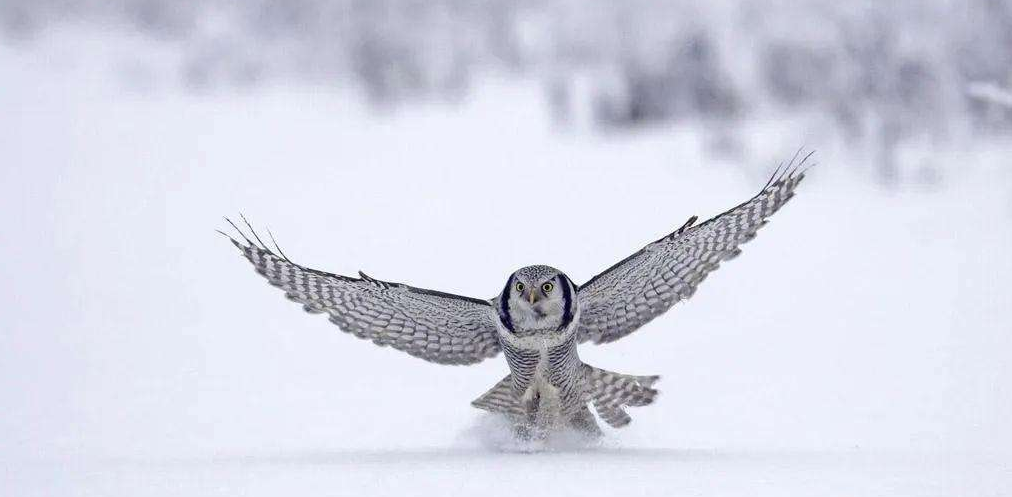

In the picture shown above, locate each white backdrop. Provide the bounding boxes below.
[2,33,1011,496]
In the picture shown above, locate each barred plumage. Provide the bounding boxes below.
[221,218,502,365]
[222,150,811,438]
[576,151,811,344]
[584,366,660,427]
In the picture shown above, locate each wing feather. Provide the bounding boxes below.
[576,151,813,344]
[223,220,502,365]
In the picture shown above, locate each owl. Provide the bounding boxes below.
[221,151,812,439]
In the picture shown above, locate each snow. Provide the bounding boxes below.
[2,32,1012,496]
[6,450,1011,496]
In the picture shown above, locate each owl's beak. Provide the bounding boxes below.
[528,290,538,305]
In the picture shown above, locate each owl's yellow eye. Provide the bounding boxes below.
[515,282,524,292]
[542,282,554,293]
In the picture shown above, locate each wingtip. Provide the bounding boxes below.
[239,213,272,253]
[223,215,255,247]
[791,149,817,177]
[265,227,291,262]
[764,147,817,190]
[221,214,296,262]
[216,229,246,249]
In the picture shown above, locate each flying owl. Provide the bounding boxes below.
[221,152,812,439]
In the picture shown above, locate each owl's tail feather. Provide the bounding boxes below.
[471,375,525,416]
[470,368,659,429]
[582,365,660,428]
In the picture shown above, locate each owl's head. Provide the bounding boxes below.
[497,265,576,333]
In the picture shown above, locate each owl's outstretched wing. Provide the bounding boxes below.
[221,219,501,365]
[576,151,813,344]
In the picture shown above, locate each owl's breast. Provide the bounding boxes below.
[500,330,583,418]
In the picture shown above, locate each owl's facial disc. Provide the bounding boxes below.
[501,265,574,332]
[518,277,558,320]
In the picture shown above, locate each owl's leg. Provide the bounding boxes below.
[513,391,540,440]
[512,392,553,441]
[567,405,603,438]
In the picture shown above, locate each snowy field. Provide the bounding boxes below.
[2,32,1012,496]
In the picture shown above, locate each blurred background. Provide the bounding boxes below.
[1,1,1010,495]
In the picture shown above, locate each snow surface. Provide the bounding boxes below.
[2,32,1011,496]
[6,450,1012,497]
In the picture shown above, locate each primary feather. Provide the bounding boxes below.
[221,219,501,365]
[576,151,812,344]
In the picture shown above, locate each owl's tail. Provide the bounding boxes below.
[469,367,660,429]
[471,375,524,416]
[581,365,660,428]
